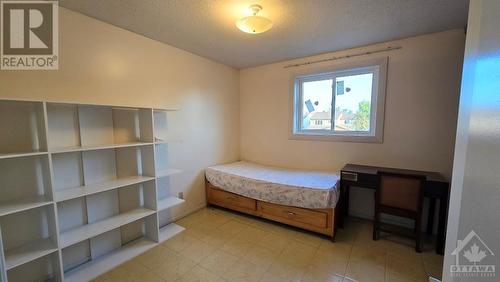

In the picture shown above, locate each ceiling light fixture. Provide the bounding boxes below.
[236,4,273,34]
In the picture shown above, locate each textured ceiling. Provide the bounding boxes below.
[59,0,469,68]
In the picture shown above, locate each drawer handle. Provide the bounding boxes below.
[286,211,296,216]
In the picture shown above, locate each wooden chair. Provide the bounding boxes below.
[373,172,425,252]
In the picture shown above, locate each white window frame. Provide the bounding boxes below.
[290,57,388,143]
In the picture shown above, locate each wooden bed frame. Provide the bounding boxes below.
[206,181,339,240]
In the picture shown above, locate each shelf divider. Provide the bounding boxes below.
[55,176,155,202]
[0,196,53,217]
[0,151,48,160]
[4,238,58,270]
[50,141,153,154]
[59,208,156,248]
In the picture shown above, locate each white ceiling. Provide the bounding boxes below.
[60,0,469,69]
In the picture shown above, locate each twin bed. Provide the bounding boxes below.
[205,161,340,239]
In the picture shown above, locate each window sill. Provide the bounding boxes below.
[289,132,382,143]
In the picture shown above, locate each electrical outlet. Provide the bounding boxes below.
[178,192,184,199]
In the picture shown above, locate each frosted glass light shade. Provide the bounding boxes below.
[236,16,273,34]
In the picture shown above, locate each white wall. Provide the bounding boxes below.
[443,1,500,281]
[240,30,465,221]
[0,8,240,220]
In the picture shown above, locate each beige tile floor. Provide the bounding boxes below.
[94,207,443,282]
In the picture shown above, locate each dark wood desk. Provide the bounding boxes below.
[339,164,450,254]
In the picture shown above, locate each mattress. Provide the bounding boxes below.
[205,161,339,209]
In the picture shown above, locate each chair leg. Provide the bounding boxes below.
[415,216,422,252]
[373,212,379,241]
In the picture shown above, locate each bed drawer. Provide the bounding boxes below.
[258,201,328,229]
[207,185,257,212]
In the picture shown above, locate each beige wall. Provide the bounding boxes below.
[0,8,240,219]
[0,8,465,224]
[240,29,464,179]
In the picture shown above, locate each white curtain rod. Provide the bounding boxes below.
[283,46,402,68]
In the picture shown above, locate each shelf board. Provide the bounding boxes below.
[4,238,58,270]
[157,197,184,211]
[55,176,155,202]
[0,195,53,217]
[159,223,185,243]
[44,100,179,112]
[153,107,180,112]
[0,151,48,160]
[65,223,184,281]
[64,237,157,282]
[156,169,182,178]
[60,207,156,248]
[154,139,182,144]
[50,141,153,154]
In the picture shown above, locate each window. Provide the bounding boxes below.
[291,58,387,142]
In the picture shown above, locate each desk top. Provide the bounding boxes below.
[341,164,448,183]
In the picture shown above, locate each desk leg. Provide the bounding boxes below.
[436,196,448,255]
[338,182,344,228]
[345,184,350,218]
[338,182,349,228]
[427,198,436,235]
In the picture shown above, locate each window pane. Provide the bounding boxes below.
[301,79,332,130]
[334,73,373,132]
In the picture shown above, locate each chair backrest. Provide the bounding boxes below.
[377,172,425,212]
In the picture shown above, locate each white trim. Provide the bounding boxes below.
[290,57,388,143]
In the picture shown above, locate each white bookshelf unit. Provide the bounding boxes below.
[0,99,184,282]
